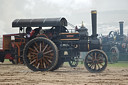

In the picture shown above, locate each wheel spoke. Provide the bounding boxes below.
[97,54,101,60]
[34,46,39,53]
[43,55,52,63]
[86,60,92,63]
[89,54,94,58]
[30,59,36,65]
[99,55,104,60]
[97,63,101,70]
[30,56,37,61]
[97,53,100,57]
[40,43,42,52]
[47,59,52,63]
[45,53,54,56]
[36,63,40,68]
[35,42,39,48]
[47,59,52,64]
[94,52,97,59]
[42,42,44,50]
[88,63,93,68]
[98,56,104,63]
[98,60,104,63]
[99,63,104,67]
[87,56,93,60]
[46,46,51,51]
[44,55,53,59]
[42,44,48,52]
[94,64,96,70]
[29,47,37,52]
[40,59,43,68]
[43,58,50,67]
[29,51,38,55]
[43,61,46,69]
[27,53,31,58]
[43,50,53,55]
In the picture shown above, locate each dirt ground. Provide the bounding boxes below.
[0,61,128,85]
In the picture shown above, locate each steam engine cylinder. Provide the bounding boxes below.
[79,38,101,51]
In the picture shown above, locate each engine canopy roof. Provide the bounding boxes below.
[12,17,67,27]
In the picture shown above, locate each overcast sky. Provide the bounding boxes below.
[0,0,128,36]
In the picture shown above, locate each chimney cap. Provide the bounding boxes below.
[119,21,124,23]
[91,10,97,14]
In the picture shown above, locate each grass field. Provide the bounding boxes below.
[108,61,128,67]
[4,59,128,68]
[64,61,128,68]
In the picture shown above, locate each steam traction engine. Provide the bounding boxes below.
[102,21,128,63]
[11,10,108,72]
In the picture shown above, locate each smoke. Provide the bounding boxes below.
[0,0,93,35]
[0,0,128,36]
[0,0,29,35]
[93,0,128,11]
[45,0,92,10]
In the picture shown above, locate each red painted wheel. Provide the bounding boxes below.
[23,37,58,71]
[84,49,108,73]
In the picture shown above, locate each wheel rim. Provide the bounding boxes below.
[9,59,15,64]
[69,57,78,67]
[50,58,64,71]
[110,47,119,63]
[24,38,58,71]
[108,31,114,38]
[84,49,108,73]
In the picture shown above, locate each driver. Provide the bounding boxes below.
[26,27,32,38]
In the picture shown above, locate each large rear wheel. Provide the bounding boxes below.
[23,37,58,71]
[84,49,108,73]
[50,57,64,71]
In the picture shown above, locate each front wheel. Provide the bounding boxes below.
[9,59,16,64]
[23,37,58,71]
[69,56,79,67]
[84,49,108,73]
[109,46,119,64]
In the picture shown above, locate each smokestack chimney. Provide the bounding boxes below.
[91,10,97,37]
[119,21,124,36]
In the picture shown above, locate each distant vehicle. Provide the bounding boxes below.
[102,21,128,63]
